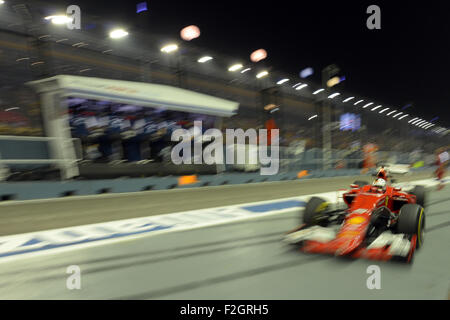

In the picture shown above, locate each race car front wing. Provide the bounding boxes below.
[284,226,416,262]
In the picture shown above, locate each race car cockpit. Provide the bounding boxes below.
[372,178,387,192]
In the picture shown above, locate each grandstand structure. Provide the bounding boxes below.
[0,0,448,180]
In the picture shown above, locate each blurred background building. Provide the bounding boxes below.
[0,0,448,182]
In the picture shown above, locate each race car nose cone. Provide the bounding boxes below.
[333,237,363,256]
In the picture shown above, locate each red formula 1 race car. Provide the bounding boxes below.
[284,177,426,263]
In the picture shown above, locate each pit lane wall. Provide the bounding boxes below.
[0,169,361,201]
[0,167,433,201]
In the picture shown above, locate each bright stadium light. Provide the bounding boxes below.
[327,76,341,87]
[343,97,355,102]
[386,110,397,116]
[379,108,390,114]
[371,105,382,111]
[313,89,325,95]
[300,67,314,78]
[419,120,428,127]
[296,84,308,91]
[398,114,409,120]
[5,107,19,111]
[328,92,340,99]
[109,29,129,39]
[45,15,73,25]
[362,102,374,108]
[392,112,403,118]
[241,68,251,73]
[408,117,418,123]
[198,56,213,63]
[411,119,422,125]
[180,25,201,41]
[161,43,178,53]
[415,120,426,126]
[292,82,302,88]
[277,78,290,85]
[425,124,435,129]
[0,0,6,4]
[256,71,269,79]
[250,49,268,62]
[228,64,243,72]
[308,115,318,120]
[354,100,364,105]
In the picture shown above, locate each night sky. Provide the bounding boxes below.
[59,0,450,126]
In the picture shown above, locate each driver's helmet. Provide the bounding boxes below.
[372,178,386,190]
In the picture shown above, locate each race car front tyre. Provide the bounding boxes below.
[397,203,425,249]
[303,197,330,226]
[410,185,426,208]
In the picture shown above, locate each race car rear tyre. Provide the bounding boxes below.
[303,197,330,226]
[397,203,425,249]
[353,180,369,188]
[410,185,426,208]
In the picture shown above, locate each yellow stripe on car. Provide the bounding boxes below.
[417,208,424,246]
[348,216,366,224]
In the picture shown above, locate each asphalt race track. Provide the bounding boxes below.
[0,171,436,236]
[0,178,448,299]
